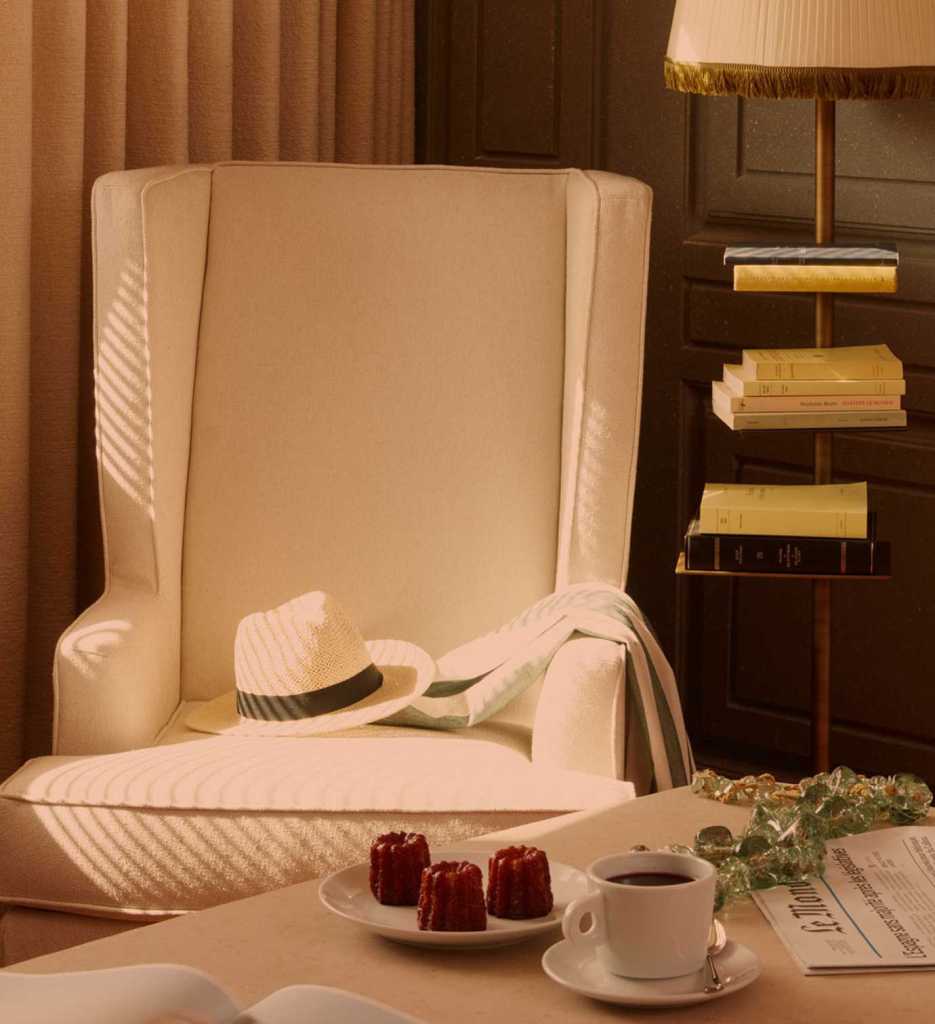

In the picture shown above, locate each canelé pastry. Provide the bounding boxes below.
[370,831,431,905]
[486,845,553,919]
[417,861,487,931]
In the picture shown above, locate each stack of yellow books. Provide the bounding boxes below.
[712,345,907,431]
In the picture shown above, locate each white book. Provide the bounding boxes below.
[742,344,902,381]
[712,382,907,433]
[723,364,907,397]
[0,965,424,1024]
[713,380,902,413]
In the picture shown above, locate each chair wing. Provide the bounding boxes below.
[55,167,211,754]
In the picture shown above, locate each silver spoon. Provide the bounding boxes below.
[704,919,728,994]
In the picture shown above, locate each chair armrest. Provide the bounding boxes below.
[531,636,653,796]
[53,585,180,755]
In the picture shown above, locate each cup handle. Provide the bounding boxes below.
[562,891,605,949]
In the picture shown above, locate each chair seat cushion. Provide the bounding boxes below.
[0,711,633,920]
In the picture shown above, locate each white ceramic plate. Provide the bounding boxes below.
[244,985,426,1023]
[541,936,761,1008]
[319,845,588,948]
[0,965,238,1024]
[0,968,426,1024]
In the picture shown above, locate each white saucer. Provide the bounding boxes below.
[319,846,587,948]
[541,937,761,1008]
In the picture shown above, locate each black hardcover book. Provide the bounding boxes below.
[684,519,889,576]
[723,244,898,267]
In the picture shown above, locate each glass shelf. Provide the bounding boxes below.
[675,552,891,582]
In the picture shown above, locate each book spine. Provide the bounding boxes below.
[724,374,906,397]
[697,506,867,539]
[714,381,901,411]
[720,409,907,431]
[727,255,897,267]
[733,265,898,294]
[731,394,901,412]
[741,352,903,382]
[685,533,877,574]
[724,247,898,267]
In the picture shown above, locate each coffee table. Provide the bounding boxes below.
[9,787,934,1021]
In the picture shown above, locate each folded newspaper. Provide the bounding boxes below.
[754,826,935,975]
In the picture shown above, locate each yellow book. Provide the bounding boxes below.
[733,265,897,293]
[742,345,902,381]
[722,363,907,397]
[699,482,868,539]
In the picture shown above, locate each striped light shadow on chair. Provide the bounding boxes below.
[571,395,614,569]
[95,259,155,518]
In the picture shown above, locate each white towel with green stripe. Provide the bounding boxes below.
[381,583,694,790]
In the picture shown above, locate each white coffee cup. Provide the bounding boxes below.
[562,851,716,979]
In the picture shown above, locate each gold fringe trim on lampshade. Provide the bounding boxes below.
[665,58,935,100]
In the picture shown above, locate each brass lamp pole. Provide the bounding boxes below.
[813,98,835,772]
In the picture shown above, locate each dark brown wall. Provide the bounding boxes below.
[418,0,935,781]
[418,0,601,167]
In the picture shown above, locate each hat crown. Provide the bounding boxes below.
[235,591,372,699]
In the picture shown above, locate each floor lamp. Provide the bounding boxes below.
[665,0,935,772]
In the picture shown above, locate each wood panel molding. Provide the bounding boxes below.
[695,95,935,240]
[419,0,601,167]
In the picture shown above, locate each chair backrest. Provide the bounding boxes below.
[90,163,652,717]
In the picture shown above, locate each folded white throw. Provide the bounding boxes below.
[382,583,695,790]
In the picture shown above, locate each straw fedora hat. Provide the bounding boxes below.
[186,591,435,736]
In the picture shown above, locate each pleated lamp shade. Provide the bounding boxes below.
[666,0,935,99]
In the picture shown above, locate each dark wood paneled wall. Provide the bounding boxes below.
[418,0,935,781]
[419,0,601,167]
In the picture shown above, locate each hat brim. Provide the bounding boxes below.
[185,639,435,737]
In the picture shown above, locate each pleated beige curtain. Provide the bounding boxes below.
[0,0,414,780]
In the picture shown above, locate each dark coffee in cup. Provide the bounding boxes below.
[606,872,693,886]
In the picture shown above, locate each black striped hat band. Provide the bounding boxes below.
[236,662,384,722]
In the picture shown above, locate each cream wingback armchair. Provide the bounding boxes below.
[0,163,658,964]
